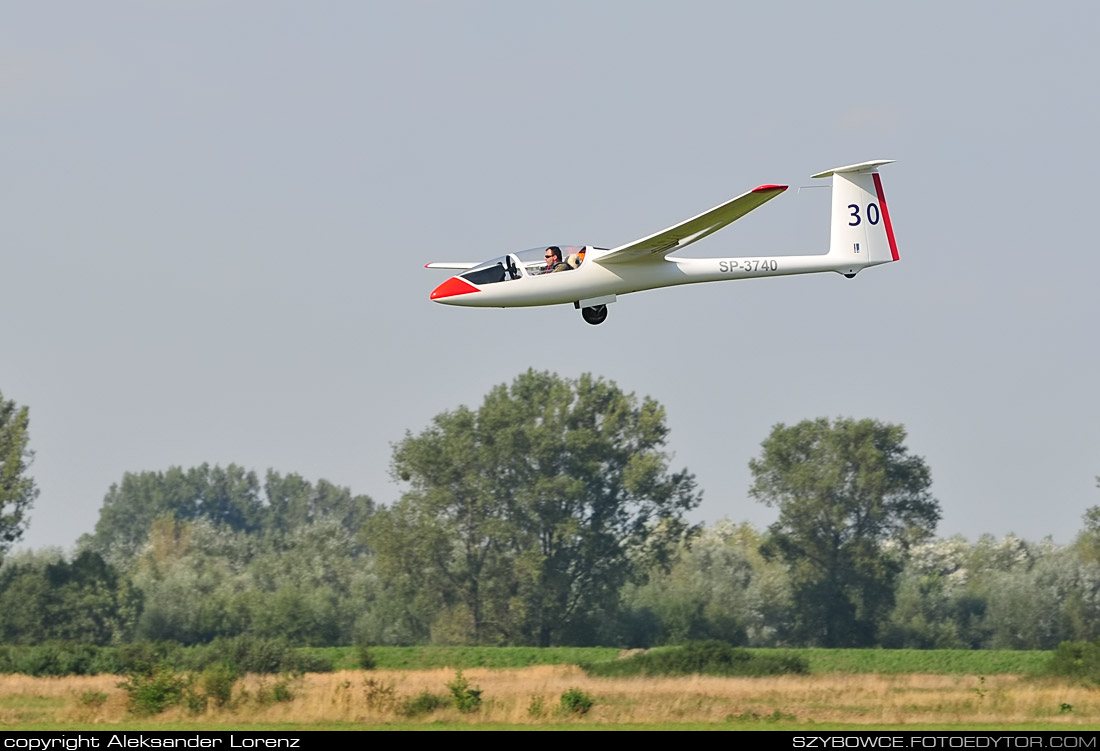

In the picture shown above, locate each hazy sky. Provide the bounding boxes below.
[3,1,1098,552]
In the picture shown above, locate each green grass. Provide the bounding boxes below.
[310,646,622,671]
[782,648,1049,675]
[305,645,1049,675]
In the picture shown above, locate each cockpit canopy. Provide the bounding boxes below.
[460,246,586,286]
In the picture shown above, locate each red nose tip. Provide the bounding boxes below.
[430,276,480,300]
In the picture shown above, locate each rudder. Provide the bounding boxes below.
[812,160,898,273]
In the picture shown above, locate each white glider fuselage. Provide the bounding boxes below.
[431,250,874,308]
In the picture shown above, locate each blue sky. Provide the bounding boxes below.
[3,1,1098,551]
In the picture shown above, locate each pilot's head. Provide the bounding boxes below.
[545,246,562,265]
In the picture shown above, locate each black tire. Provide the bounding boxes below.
[581,305,608,325]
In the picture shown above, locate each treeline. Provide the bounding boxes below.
[2,372,1099,650]
[4,480,1100,650]
[1,465,377,646]
[624,521,1100,650]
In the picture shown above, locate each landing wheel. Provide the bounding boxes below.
[581,305,608,325]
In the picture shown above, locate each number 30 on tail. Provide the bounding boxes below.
[425,160,899,325]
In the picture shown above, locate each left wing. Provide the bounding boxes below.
[595,184,787,265]
[425,262,479,270]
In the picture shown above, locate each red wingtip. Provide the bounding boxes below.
[753,184,788,193]
[430,276,480,300]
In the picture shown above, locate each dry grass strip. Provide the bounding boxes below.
[1,667,1096,726]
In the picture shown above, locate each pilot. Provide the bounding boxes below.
[545,246,570,273]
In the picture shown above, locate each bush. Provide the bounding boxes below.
[527,695,545,718]
[198,663,240,709]
[399,691,449,717]
[580,641,809,678]
[118,665,190,716]
[356,645,377,671]
[248,671,303,706]
[0,643,101,676]
[0,640,333,678]
[1047,639,1100,684]
[80,691,108,708]
[11,645,69,677]
[362,678,397,713]
[446,669,482,713]
[560,688,594,716]
[271,674,298,703]
[195,636,332,675]
[103,642,184,675]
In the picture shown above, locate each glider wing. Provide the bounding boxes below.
[595,184,787,265]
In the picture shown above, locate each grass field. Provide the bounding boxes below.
[1,657,1095,730]
[777,648,1051,676]
[316,645,623,671]
[313,646,1050,675]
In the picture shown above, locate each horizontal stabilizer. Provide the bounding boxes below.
[811,160,895,179]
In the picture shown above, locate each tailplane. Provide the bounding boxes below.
[812,160,899,276]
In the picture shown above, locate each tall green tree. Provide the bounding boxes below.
[620,520,794,647]
[84,465,375,562]
[82,464,264,559]
[0,549,140,644]
[0,390,38,556]
[262,471,375,544]
[749,417,939,647]
[368,369,701,646]
[1074,505,1100,563]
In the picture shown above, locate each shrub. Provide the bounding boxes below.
[560,688,594,716]
[106,642,184,675]
[581,641,808,678]
[197,636,331,675]
[2,643,100,676]
[362,678,397,713]
[251,671,303,705]
[399,691,448,717]
[118,665,190,716]
[271,678,295,703]
[80,691,108,708]
[446,669,482,713]
[356,645,377,671]
[527,695,545,718]
[0,640,335,678]
[11,646,66,677]
[1047,639,1100,684]
[198,663,240,709]
[289,650,332,674]
[184,686,208,715]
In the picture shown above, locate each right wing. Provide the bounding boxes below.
[595,184,787,266]
[425,262,479,270]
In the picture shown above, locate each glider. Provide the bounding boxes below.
[426,160,899,325]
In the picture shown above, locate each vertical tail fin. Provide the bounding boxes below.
[812,160,899,275]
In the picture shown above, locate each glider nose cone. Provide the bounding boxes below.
[430,276,480,302]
